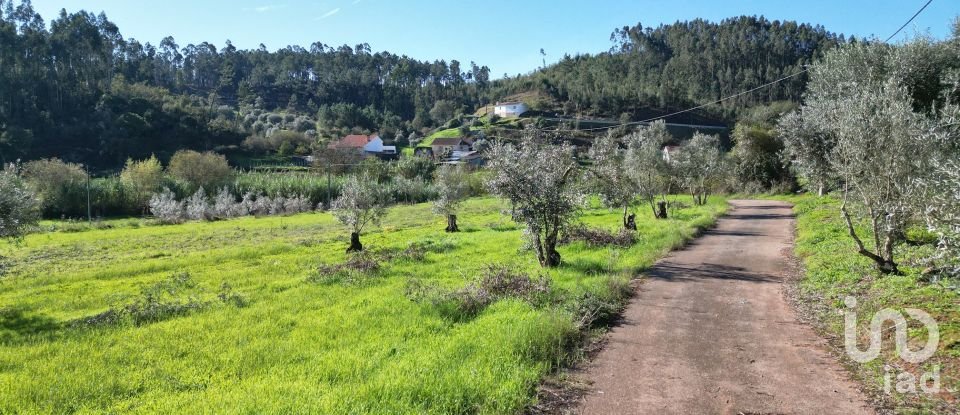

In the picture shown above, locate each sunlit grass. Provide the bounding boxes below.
[777,195,959,411]
[0,196,726,414]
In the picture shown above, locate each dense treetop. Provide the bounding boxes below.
[492,16,846,122]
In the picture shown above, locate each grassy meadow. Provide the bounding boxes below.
[783,195,959,413]
[0,196,726,414]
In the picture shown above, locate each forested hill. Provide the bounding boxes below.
[0,1,492,169]
[492,16,846,123]
[0,1,845,169]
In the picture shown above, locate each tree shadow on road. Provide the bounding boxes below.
[647,263,780,283]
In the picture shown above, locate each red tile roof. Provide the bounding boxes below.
[330,134,373,149]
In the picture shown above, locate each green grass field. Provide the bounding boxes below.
[783,195,959,412]
[0,196,726,414]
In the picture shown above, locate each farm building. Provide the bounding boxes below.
[493,101,528,118]
[430,137,473,156]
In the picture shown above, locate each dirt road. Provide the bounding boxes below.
[576,200,873,415]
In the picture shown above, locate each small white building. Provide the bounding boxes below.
[493,101,528,118]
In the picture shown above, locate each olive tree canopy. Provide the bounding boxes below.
[0,166,41,242]
[432,164,470,232]
[331,174,390,252]
[486,134,583,267]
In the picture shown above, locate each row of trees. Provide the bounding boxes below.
[589,121,726,229]
[329,125,729,268]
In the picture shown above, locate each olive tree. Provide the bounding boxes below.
[0,166,41,242]
[674,133,724,206]
[922,105,960,279]
[777,110,834,196]
[331,174,390,252]
[588,132,637,229]
[487,137,583,267]
[432,164,469,232]
[819,79,935,274]
[625,120,674,219]
[781,40,958,274]
[924,157,960,279]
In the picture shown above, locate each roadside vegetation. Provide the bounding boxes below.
[783,195,959,413]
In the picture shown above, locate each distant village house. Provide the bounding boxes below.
[430,137,472,156]
[328,134,396,157]
[493,101,528,118]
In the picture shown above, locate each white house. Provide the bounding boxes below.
[329,134,393,156]
[493,101,528,118]
[362,135,385,154]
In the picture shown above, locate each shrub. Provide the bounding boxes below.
[388,177,436,204]
[394,156,436,180]
[0,166,41,241]
[184,188,211,221]
[75,273,207,327]
[567,275,632,329]
[120,155,164,213]
[282,194,312,214]
[311,245,431,285]
[168,150,233,191]
[21,158,88,217]
[560,224,636,247]
[149,188,184,224]
[406,265,552,320]
[211,187,237,219]
[217,282,249,308]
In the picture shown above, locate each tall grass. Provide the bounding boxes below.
[232,171,342,207]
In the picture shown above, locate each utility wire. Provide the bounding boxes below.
[885,0,933,43]
[545,0,936,133]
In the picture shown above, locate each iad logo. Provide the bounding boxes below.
[843,296,943,395]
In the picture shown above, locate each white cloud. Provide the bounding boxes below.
[318,7,341,19]
[244,4,284,13]
[352,0,362,4]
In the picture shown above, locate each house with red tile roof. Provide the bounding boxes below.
[327,134,395,156]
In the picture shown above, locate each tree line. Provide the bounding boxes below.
[0,0,492,169]
[491,16,845,123]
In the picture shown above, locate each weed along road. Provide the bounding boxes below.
[577,200,873,415]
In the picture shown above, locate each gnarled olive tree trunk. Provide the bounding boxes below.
[445,214,459,232]
[347,232,363,253]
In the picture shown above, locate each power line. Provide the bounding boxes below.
[885,0,933,43]
[545,0,936,134]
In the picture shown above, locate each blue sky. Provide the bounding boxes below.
[28,0,960,77]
